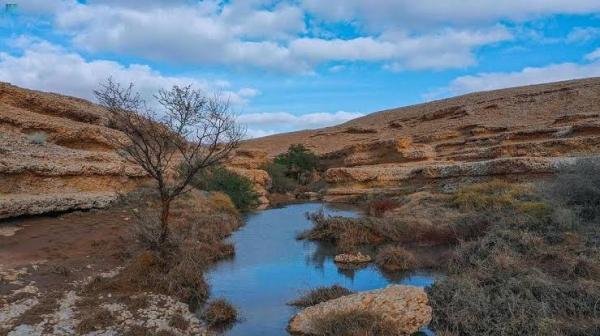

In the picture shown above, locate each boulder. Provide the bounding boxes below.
[288,285,431,336]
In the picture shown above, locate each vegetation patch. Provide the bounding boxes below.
[263,144,321,195]
[367,198,399,217]
[375,246,416,273]
[428,161,600,336]
[191,166,260,212]
[75,308,114,334]
[85,190,241,310]
[308,309,398,336]
[288,285,353,308]
[202,299,238,327]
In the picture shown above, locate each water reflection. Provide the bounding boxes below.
[205,202,437,336]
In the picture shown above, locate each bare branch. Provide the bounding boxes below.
[94,78,244,243]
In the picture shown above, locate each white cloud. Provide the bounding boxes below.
[426,59,600,100]
[49,1,513,72]
[585,48,600,61]
[239,110,364,137]
[55,2,307,72]
[567,27,600,43]
[291,26,511,70]
[0,38,256,105]
[302,0,600,29]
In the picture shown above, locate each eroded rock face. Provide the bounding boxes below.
[321,138,434,167]
[240,78,600,201]
[288,285,432,336]
[0,83,147,218]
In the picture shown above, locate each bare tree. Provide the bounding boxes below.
[95,78,244,244]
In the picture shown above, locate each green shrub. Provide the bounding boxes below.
[263,162,298,193]
[191,166,259,211]
[274,144,319,179]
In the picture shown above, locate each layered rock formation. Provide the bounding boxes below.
[0,83,271,218]
[242,77,600,200]
[288,285,431,335]
[0,83,147,219]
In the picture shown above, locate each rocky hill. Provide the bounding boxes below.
[0,83,146,219]
[3,77,600,217]
[242,77,600,201]
[0,82,272,219]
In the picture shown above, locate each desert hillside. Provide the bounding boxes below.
[2,77,600,217]
[0,83,272,219]
[242,77,600,201]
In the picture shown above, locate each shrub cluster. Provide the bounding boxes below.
[367,198,399,217]
[86,190,241,310]
[202,299,238,327]
[299,208,460,253]
[375,246,416,273]
[191,166,260,212]
[263,144,321,194]
[427,162,600,336]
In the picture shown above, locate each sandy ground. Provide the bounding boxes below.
[0,207,205,336]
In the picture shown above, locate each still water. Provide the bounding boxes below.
[205,202,436,335]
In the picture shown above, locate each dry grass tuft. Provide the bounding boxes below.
[367,198,399,217]
[428,162,600,336]
[288,285,353,308]
[202,299,238,327]
[309,309,398,336]
[169,313,190,331]
[75,308,114,334]
[85,188,241,310]
[375,246,416,273]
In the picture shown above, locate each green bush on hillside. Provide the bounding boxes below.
[263,144,320,193]
[273,144,319,180]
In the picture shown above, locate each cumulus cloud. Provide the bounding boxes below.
[425,59,600,100]
[301,0,600,29]
[46,1,517,72]
[54,2,307,72]
[585,48,600,61]
[567,27,600,43]
[239,110,364,137]
[0,38,257,105]
[239,111,363,128]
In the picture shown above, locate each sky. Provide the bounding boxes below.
[1,1,600,138]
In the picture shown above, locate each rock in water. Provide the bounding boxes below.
[288,285,431,335]
[334,252,372,264]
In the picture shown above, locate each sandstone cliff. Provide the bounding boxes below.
[0,82,149,218]
[0,83,275,218]
[242,77,600,201]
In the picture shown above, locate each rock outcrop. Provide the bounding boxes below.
[0,83,274,218]
[0,83,147,219]
[288,285,432,335]
[241,77,600,200]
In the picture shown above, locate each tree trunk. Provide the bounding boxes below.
[159,198,171,245]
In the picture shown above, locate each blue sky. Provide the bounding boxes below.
[1,1,600,137]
